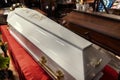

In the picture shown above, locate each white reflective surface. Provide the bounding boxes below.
[7,8,109,80]
[8,11,85,80]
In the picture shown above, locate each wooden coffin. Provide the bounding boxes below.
[63,10,120,56]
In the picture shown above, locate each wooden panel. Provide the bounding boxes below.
[63,11,120,56]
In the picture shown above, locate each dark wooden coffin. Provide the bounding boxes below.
[63,10,120,56]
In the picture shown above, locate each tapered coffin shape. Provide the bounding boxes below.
[7,8,110,80]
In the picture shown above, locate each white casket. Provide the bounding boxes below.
[7,8,110,80]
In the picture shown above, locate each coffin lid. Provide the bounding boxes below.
[7,8,92,80]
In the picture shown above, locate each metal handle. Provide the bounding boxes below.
[94,58,102,68]
[39,56,64,80]
[90,58,102,68]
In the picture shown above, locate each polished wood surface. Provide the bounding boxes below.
[0,15,7,25]
[63,11,120,56]
[33,8,47,16]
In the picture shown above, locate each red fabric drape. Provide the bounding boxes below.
[100,65,118,80]
[0,25,52,80]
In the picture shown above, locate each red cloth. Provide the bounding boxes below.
[0,25,52,80]
[100,65,118,80]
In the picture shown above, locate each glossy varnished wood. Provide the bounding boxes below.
[63,11,120,56]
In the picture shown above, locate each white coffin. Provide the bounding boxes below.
[7,8,110,80]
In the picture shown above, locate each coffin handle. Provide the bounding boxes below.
[39,56,64,80]
[94,58,102,68]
